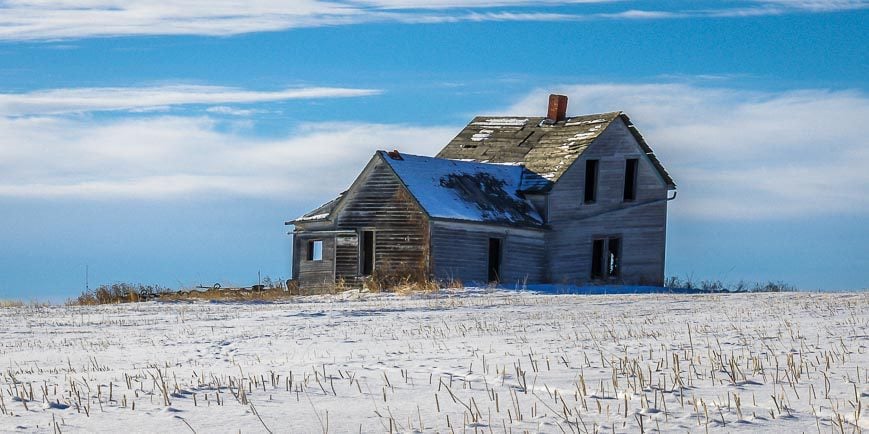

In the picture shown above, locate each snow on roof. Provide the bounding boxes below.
[293,213,329,222]
[380,151,543,227]
[288,193,343,224]
[471,118,529,127]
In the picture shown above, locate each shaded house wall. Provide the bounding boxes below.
[332,157,430,279]
[293,156,430,287]
[546,118,669,285]
[430,221,546,284]
[292,220,337,288]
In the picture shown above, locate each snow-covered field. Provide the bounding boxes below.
[0,290,866,433]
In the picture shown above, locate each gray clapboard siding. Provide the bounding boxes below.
[430,221,546,284]
[546,117,669,285]
[335,234,359,279]
[295,235,336,287]
[332,156,430,277]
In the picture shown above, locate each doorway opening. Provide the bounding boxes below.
[488,238,502,283]
[361,231,375,276]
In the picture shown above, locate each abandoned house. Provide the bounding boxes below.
[286,94,676,289]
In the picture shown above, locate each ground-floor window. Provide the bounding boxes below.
[591,237,621,279]
[307,240,323,261]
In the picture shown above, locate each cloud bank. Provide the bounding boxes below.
[0,85,381,116]
[0,115,455,200]
[505,84,869,219]
[1,82,866,221]
[0,0,864,41]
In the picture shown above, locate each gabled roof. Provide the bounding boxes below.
[287,193,343,224]
[379,151,544,227]
[437,112,675,192]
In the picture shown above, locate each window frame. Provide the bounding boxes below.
[307,240,324,262]
[591,236,622,280]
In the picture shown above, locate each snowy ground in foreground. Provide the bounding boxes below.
[0,291,866,433]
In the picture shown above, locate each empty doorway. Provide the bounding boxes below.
[488,238,502,283]
[361,231,375,276]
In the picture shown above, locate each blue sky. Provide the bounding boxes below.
[0,0,867,300]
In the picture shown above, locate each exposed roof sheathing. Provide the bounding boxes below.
[437,112,675,191]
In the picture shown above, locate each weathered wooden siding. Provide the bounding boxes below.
[430,221,546,284]
[333,156,430,279]
[334,233,359,280]
[546,117,669,285]
[293,234,336,287]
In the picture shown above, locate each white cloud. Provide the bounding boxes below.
[753,0,867,12]
[0,85,381,116]
[1,82,866,221]
[0,114,456,201]
[205,106,262,116]
[0,0,863,40]
[348,0,616,8]
[504,84,869,219]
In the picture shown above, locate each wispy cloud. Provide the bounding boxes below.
[754,0,868,12]
[205,106,262,117]
[0,85,381,116]
[0,0,863,41]
[0,115,456,200]
[505,84,869,219]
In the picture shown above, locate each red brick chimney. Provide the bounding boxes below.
[547,94,568,122]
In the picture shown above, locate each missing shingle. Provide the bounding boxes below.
[517,131,535,147]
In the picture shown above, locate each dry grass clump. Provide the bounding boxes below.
[158,286,292,302]
[70,283,173,305]
[665,276,797,292]
[0,299,24,308]
[363,265,441,294]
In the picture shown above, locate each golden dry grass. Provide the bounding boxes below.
[157,287,295,302]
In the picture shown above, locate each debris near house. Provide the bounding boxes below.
[70,282,172,305]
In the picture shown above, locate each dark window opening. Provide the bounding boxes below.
[584,160,598,203]
[488,238,502,283]
[623,158,638,202]
[591,239,605,279]
[307,240,323,261]
[591,237,622,279]
[361,231,375,276]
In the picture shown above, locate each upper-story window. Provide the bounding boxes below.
[583,159,598,203]
[307,240,323,261]
[623,158,639,202]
